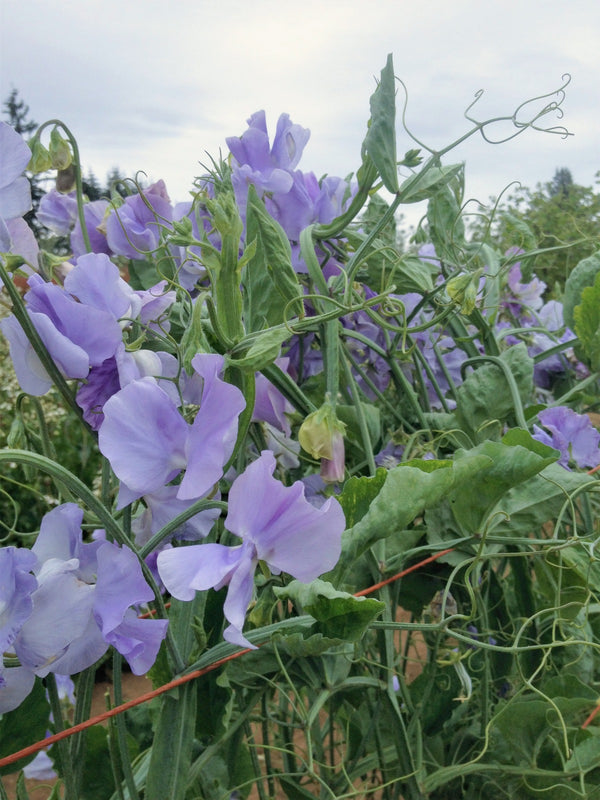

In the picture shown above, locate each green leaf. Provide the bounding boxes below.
[226,326,290,371]
[488,462,595,538]
[364,53,398,193]
[75,725,116,800]
[275,579,384,642]
[408,664,461,735]
[338,468,387,530]
[243,184,303,331]
[427,175,465,259]
[277,775,321,800]
[453,343,534,440]
[448,435,558,535]
[563,250,600,330]
[398,163,463,204]
[573,270,600,370]
[144,683,197,800]
[127,258,164,291]
[565,734,600,773]
[0,678,51,776]
[331,453,490,582]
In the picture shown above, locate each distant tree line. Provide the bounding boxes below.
[470,166,600,293]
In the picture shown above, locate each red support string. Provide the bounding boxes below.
[354,547,455,596]
[0,649,251,770]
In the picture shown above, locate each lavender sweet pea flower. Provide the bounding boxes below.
[0,547,38,654]
[37,188,78,235]
[252,357,294,436]
[1,272,124,395]
[503,254,546,317]
[1,504,167,712]
[157,451,345,648]
[99,353,245,505]
[532,406,600,470]
[227,111,310,221]
[227,111,309,174]
[0,665,36,714]
[71,199,111,257]
[106,180,173,258]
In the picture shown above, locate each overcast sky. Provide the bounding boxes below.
[1,0,599,230]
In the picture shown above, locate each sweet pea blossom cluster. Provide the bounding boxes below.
[0,504,168,714]
[1,251,176,428]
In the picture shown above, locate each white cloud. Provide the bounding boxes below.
[1,0,598,212]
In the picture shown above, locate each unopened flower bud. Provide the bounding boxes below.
[400,148,423,168]
[298,401,346,483]
[49,128,73,171]
[28,138,52,174]
[446,269,482,315]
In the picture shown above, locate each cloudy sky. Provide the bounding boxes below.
[1,0,599,230]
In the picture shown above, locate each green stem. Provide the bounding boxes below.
[112,652,140,800]
[35,119,92,253]
[46,673,78,799]
[341,354,376,475]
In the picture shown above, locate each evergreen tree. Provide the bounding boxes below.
[471,169,600,291]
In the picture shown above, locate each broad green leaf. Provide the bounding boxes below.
[488,462,595,538]
[393,254,435,294]
[226,326,290,370]
[408,664,461,735]
[275,579,384,642]
[127,258,164,290]
[565,733,600,773]
[75,725,118,800]
[192,754,230,800]
[563,250,600,329]
[490,691,595,771]
[427,176,465,259]
[573,271,600,370]
[398,163,463,204]
[448,435,558,535]
[331,453,490,582]
[277,775,321,800]
[454,343,534,440]
[0,678,51,776]
[243,184,303,331]
[338,468,387,529]
[364,53,398,193]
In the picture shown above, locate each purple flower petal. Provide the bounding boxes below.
[93,542,154,636]
[103,609,168,675]
[178,354,245,499]
[99,378,189,497]
[158,543,245,602]
[225,451,345,581]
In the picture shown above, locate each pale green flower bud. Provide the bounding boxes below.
[49,128,72,171]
